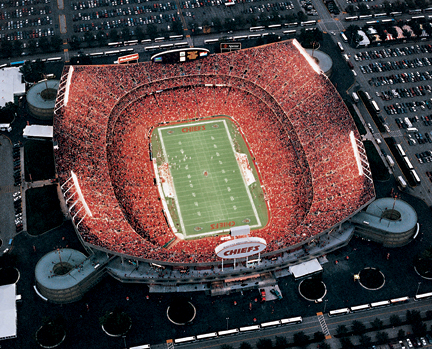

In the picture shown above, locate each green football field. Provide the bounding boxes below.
[153,117,267,239]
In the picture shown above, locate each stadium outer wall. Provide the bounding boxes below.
[53,40,376,290]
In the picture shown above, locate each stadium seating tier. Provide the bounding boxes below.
[54,40,375,264]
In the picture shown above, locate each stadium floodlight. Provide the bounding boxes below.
[349,131,364,176]
[293,39,321,74]
[63,66,74,107]
[71,171,92,217]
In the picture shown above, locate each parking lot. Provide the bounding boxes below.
[350,42,432,195]
[0,0,304,57]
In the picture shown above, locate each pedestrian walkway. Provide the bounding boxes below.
[317,312,331,339]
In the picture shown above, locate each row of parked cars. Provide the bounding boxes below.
[385,100,432,115]
[12,143,23,233]
[0,5,51,20]
[355,45,432,61]
[1,0,50,8]
[415,150,432,163]
[369,72,432,87]
[379,86,432,101]
[0,15,53,31]
[360,58,432,74]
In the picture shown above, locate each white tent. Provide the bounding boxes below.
[23,125,53,139]
[0,284,17,340]
[289,258,323,279]
[0,67,26,107]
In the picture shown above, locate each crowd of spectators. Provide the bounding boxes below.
[54,39,375,265]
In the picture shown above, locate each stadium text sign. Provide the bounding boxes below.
[118,53,139,64]
[215,237,267,259]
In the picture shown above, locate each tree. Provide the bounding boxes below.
[387,26,398,40]
[84,31,95,47]
[298,28,323,48]
[220,345,234,349]
[99,307,131,336]
[38,37,50,52]
[297,11,308,22]
[370,318,383,330]
[351,320,366,335]
[313,331,325,342]
[35,315,66,348]
[234,15,246,30]
[212,17,223,32]
[336,325,348,336]
[122,27,131,41]
[339,337,354,349]
[69,35,81,50]
[1,41,13,58]
[28,40,37,53]
[345,24,362,47]
[240,342,253,349]
[359,334,372,347]
[13,40,23,56]
[402,29,411,40]
[20,59,45,82]
[426,310,432,320]
[358,3,370,15]
[256,338,273,349]
[224,18,235,32]
[345,4,356,15]
[147,24,158,40]
[0,102,18,123]
[172,20,183,35]
[50,35,63,52]
[274,336,287,349]
[390,314,402,327]
[293,331,309,348]
[109,29,119,42]
[406,310,422,324]
[135,27,145,41]
[96,31,107,46]
[411,22,422,37]
[319,342,331,349]
[398,329,406,339]
[376,331,389,344]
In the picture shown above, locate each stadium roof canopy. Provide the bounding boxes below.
[0,284,17,340]
[54,40,375,265]
[23,125,53,139]
[289,258,323,279]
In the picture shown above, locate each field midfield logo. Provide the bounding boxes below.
[182,125,206,133]
[211,221,235,230]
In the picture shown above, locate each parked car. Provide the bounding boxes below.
[270,288,282,300]
[260,289,266,302]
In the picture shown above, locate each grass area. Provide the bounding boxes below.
[26,185,64,236]
[345,100,367,136]
[384,137,417,187]
[152,117,268,239]
[24,140,55,181]
[363,140,390,181]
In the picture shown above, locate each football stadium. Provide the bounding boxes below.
[53,39,375,290]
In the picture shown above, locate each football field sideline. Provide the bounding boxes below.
[156,118,262,238]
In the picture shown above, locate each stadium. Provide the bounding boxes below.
[53,40,375,290]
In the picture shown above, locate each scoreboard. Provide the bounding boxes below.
[151,48,209,64]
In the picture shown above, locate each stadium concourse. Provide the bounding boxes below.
[53,39,375,280]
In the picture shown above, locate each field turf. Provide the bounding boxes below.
[153,118,266,239]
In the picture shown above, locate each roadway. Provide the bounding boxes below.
[160,298,432,349]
